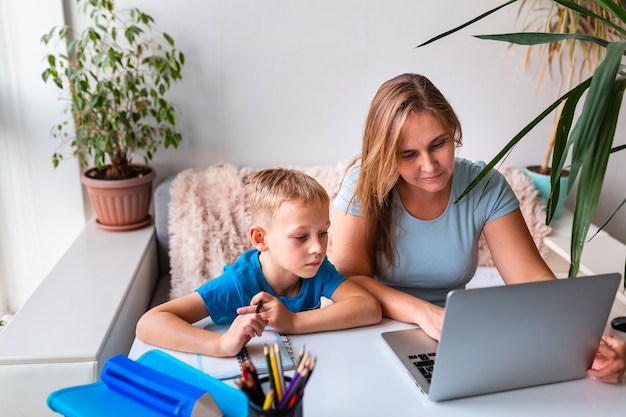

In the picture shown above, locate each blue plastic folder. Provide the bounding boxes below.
[47,350,247,417]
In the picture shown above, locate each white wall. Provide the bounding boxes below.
[140,0,559,177]
[3,0,624,313]
[129,0,625,243]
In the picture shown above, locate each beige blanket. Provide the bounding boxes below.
[168,162,550,299]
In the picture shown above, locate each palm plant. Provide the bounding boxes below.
[419,0,626,277]
[518,0,624,174]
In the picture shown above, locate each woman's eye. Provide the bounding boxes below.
[400,152,416,160]
[319,231,328,237]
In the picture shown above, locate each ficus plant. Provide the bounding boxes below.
[41,0,185,179]
[419,0,626,277]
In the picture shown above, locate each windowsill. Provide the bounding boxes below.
[544,210,626,281]
[542,209,626,341]
[0,218,159,416]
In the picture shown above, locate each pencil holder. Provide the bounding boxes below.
[247,376,303,417]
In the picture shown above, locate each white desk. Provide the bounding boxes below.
[129,317,626,417]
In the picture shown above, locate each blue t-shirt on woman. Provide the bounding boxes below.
[332,158,519,306]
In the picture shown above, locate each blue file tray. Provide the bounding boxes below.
[47,350,247,417]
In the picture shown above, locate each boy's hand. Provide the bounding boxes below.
[237,291,296,333]
[219,313,265,357]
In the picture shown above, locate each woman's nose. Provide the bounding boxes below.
[420,153,436,171]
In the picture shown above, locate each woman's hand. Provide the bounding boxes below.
[219,310,266,357]
[587,335,626,384]
[416,302,445,341]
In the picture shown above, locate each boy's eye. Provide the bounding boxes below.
[294,235,307,241]
[319,231,328,237]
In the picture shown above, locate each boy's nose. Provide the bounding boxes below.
[309,237,324,254]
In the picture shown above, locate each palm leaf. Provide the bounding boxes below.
[590,196,626,240]
[475,32,609,48]
[546,78,589,222]
[416,0,518,48]
[454,79,590,204]
[569,62,626,276]
[567,42,624,195]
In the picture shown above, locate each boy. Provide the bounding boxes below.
[136,168,381,357]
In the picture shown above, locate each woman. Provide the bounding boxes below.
[332,73,625,383]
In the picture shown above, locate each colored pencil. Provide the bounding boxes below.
[269,343,283,400]
[263,388,274,411]
[273,343,286,399]
[263,344,277,403]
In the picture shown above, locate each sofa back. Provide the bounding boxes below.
[153,163,550,301]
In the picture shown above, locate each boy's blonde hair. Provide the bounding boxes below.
[245,168,330,225]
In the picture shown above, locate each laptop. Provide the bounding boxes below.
[381,273,620,401]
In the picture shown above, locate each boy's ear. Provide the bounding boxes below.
[249,225,269,251]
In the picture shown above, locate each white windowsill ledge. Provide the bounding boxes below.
[0,218,158,416]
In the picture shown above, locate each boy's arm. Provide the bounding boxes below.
[251,280,381,334]
[294,280,381,333]
[135,292,265,357]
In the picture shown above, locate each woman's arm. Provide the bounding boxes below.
[136,292,266,357]
[331,207,445,339]
[482,208,555,284]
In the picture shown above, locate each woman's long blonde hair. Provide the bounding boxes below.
[351,74,462,276]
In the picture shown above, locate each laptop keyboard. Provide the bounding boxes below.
[409,352,436,382]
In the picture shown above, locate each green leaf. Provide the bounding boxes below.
[567,42,625,194]
[569,74,626,277]
[417,0,518,48]
[546,79,588,223]
[589,197,626,240]
[125,25,143,44]
[475,32,609,49]
[454,80,589,204]
[163,32,174,46]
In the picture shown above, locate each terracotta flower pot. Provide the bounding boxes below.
[81,165,156,231]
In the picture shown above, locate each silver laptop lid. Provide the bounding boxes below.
[382,273,620,401]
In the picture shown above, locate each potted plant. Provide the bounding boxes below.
[418,0,626,277]
[515,0,624,219]
[41,0,185,231]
